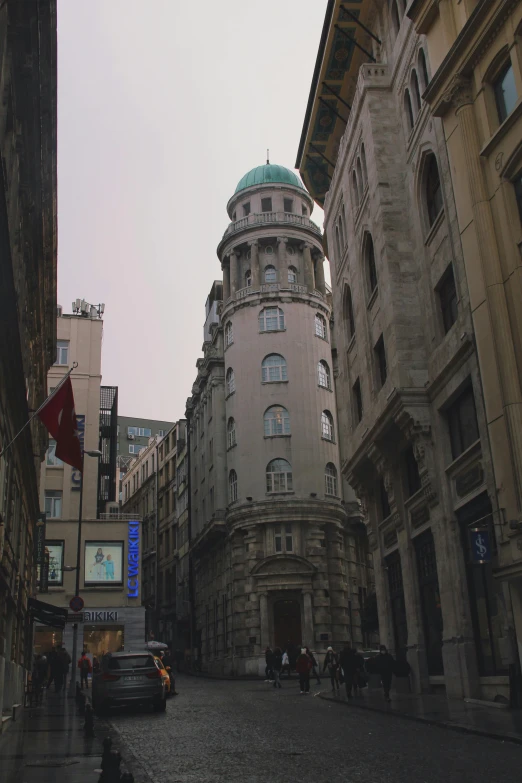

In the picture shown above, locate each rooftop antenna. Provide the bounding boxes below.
[266,148,270,165]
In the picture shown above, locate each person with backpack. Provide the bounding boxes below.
[78,651,92,690]
[323,646,340,693]
[295,647,312,694]
[305,646,321,685]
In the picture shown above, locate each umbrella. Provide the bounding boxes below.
[145,641,168,650]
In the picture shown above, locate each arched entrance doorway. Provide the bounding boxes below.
[273,599,302,651]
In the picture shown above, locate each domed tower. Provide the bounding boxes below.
[207,162,360,674]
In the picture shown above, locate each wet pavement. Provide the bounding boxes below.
[107,674,522,783]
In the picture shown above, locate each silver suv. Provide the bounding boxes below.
[92,652,166,713]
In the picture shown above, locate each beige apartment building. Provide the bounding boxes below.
[297,0,518,701]
[186,166,374,676]
[407,0,522,692]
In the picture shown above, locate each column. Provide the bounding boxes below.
[314,254,326,295]
[303,591,314,647]
[249,240,260,288]
[259,593,269,648]
[277,236,287,285]
[222,260,230,302]
[229,249,239,296]
[453,79,522,507]
[302,243,315,292]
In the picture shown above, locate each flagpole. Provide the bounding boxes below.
[0,363,78,459]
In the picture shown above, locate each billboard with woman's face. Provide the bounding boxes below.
[84,541,123,585]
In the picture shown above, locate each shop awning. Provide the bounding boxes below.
[29,597,68,629]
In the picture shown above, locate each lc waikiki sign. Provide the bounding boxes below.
[127,521,140,598]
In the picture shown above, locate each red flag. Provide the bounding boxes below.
[38,377,83,472]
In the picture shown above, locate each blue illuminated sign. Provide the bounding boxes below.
[470,528,491,565]
[127,521,140,598]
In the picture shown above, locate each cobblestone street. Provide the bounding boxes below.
[109,675,522,783]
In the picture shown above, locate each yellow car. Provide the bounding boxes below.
[154,655,171,696]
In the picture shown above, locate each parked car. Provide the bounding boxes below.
[153,655,171,696]
[92,652,166,714]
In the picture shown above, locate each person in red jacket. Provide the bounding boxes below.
[78,651,92,690]
[295,647,312,694]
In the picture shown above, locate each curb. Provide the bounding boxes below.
[317,693,522,746]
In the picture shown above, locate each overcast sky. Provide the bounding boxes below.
[58,0,326,421]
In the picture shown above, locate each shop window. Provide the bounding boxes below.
[446,385,480,460]
[437,264,458,334]
[493,60,518,124]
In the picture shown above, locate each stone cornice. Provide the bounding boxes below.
[226,497,347,528]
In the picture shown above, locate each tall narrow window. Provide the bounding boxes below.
[243,202,251,216]
[357,158,364,192]
[228,470,238,502]
[344,285,355,338]
[325,463,338,496]
[45,490,62,518]
[353,378,363,424]
[425,154,443,227]
[391,0,400,36]
[494,60,518,124]
[438,264,458,334]
[225,321,233,347]
[262,354,287,382]
[447,385,480,459]
[245,269,252,287]
[261,197,272,212]
[226,367,235,395]
[227,417,236,448]
[275,526,282,552]
[419,49,429,91]
[321,410,334,441]
[284,198,293,213]
[361,146,368,185]
[288,266,297,284]
[335,225,341,261]
[259,307,285,332]
[264,406,291,437]
[404,89,414,131]
[315,313,327,339]
[365,234,378,294]
[374,335,387,388]
[339,210,346,248]
[266,459,293,493]
[264,265,276,283]
[55,340,69,365]
[274,523,293,552]
[317,360,331,389]
[412,70,421,114]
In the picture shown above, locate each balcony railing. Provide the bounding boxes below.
[222,211,321,239]
[234,283,323,301]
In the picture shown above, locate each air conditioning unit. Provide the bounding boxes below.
[128,433,135,440]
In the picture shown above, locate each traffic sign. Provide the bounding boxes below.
[67,613,84,623]
[69,595,84,612]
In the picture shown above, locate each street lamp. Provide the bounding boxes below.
[68,449,102,697]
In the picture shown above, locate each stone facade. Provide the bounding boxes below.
[0,1,57,715]
[186,171,373,676]
[297,0,514,701]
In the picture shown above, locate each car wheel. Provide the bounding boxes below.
[153,697,167,712]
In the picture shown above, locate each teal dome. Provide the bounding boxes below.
[234,164,306,194]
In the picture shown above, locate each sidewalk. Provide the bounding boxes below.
[0,688,134,783]
[319,686,522,744]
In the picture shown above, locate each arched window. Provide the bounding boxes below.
[391,0,401,35]
[357,157,364,192]
[425,154,443,227]
[229,469,238,502]
[226,367,235,395]
[325,463,338,496]
[245,269,252,287]
[365,233,378,294]
[335,224,341,261]
[318,360,331,389]
[266,459,293,493]
[315,313,327,339]
[264,406,290,437]
[404,89,414,131]
[339,209,346,248]
[361,145,368,185]
[259,307,285,332]
[227,417,236,448]
[419,49,429,91]
[264,265,276,283]
[262,354,287,382]
[344,285,355,338]
[288,266,297,284]
[352,170,360,207]
[321,410,334,441]
[225,321,233,347]
[411,69,422,113]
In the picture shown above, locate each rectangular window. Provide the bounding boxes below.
[302,205,307,216]
[55,340,69,365]
[45,491,62,518]
[374,335,387,388]
[274,526,282,552]
[494,61,518,124]
[261,197,272,212]
[447,385,480,459]
[438,264,458,334]
[353,378,363,424]
[129,444,143,454]
[284,198,293,213]
[243,202,250,216]
[46,439,64,467]
[285,523,293,552]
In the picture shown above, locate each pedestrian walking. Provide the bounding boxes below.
[305,647,321,685]
[56,646,71,693]
[323,646,340,693]
[272,647,283,689]
[265,646,274,681]
[374,644,395,702]
[281,649,291,678]
[47,647,59,691]
[78,651,92,690]
[339,642,363,699]
[295,647,312,694]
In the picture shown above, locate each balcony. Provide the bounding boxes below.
[222,211,321,240]
[234,283,324,302]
